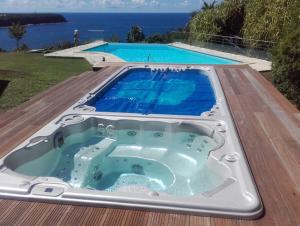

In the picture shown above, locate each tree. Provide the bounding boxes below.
[8,22,26,51]
[127,25,145,43]
[218,0,247,36]
[105,35,121,42]
[272,28,300,108]
[190,0,217,21]
[243,0,299,45]
[145,34,166,43]
[73,29,80,46]
[188,8,222,41]
[201,0,217,11]
[189,0,247,41]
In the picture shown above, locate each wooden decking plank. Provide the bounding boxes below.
[241,69,300,143]
[0,102,50,136]
[0,76,82,128]
[0,69,102,126]
[248,66,299,114]
[0,75,80,122]
[0,200,20,220]
[5,202,38,225]
[217,66,300,225]
[237,98,298,225]
[59,206,92,226]
[0,68,119,155]
[0,201,32,225]
[74,207,95,226]
[223,69,243,95]
[226,68,266,112]
[254,111,300,188]
[103,209,130,226]
[19,202,57,226]
[83,208,113,226]
[0,125,38,156]
[42,73,94,103]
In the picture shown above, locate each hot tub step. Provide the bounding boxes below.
[70,138,117,187]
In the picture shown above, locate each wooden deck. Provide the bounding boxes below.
[0,65,299,225]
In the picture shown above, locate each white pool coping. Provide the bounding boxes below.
[45,41,271,71]
[170,43,271,71]
[45,41,125,65]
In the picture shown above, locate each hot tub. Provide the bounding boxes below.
[0,116,262,218]
[0,65,263,219]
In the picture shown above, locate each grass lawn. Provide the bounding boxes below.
[0,53,90,111]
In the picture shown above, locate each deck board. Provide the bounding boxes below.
[0,64,299,225]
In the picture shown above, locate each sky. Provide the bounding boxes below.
[0,0,218,13]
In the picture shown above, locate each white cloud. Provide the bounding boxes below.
[131,0,145,4]
[0,0,199,12]
[1,0,88,10]
[180,0,190,6]
[92,0,125,7]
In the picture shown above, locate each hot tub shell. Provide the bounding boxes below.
[0,65,263,219]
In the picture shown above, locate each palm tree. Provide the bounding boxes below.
[8,22,26,51]
[201,0,217,11]
[127,25,145,43]
[190,0,217,20]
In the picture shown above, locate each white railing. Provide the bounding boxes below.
[170,32,275,60]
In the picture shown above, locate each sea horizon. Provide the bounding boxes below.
[0,12,193,14]
[0,13,191,50]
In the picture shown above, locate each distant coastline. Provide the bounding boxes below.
[0,13,190,50]
[0,13,67,27]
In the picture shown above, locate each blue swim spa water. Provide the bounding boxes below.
[87,68,217,116]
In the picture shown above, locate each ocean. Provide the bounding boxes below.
[0,13,191,51]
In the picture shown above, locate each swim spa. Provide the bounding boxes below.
[79,67,216,116]
[73,66,223,117]
[0,65,263,219]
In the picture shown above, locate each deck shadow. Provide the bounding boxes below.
[0,80,10,96]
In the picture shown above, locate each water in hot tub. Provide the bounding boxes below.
[15,127,224,196]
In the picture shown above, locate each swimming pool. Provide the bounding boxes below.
[0,65,263,218]
[85,67,216,116]
[85,43,238,64]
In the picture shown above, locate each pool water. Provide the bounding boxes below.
[85,43,238,64]
[15,127,224,196]
[88,68,216,116]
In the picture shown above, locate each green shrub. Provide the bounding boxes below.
[145,34,166,43]
[44,41,74,51]
[243,0,299,45]
[188,0,299,46]
[188,0,247,41]
[219,0,247,36]
[127,25,145,43]
[272,28,300,108]
[145,33,173,43]
[105,35,120,42]
[18,43,29,52]
[188,7,222,41]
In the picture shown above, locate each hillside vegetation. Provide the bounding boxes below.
[272,29,300,107]
[188,0,300,108]
[189,0,299,45]
[189,0,246,40]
